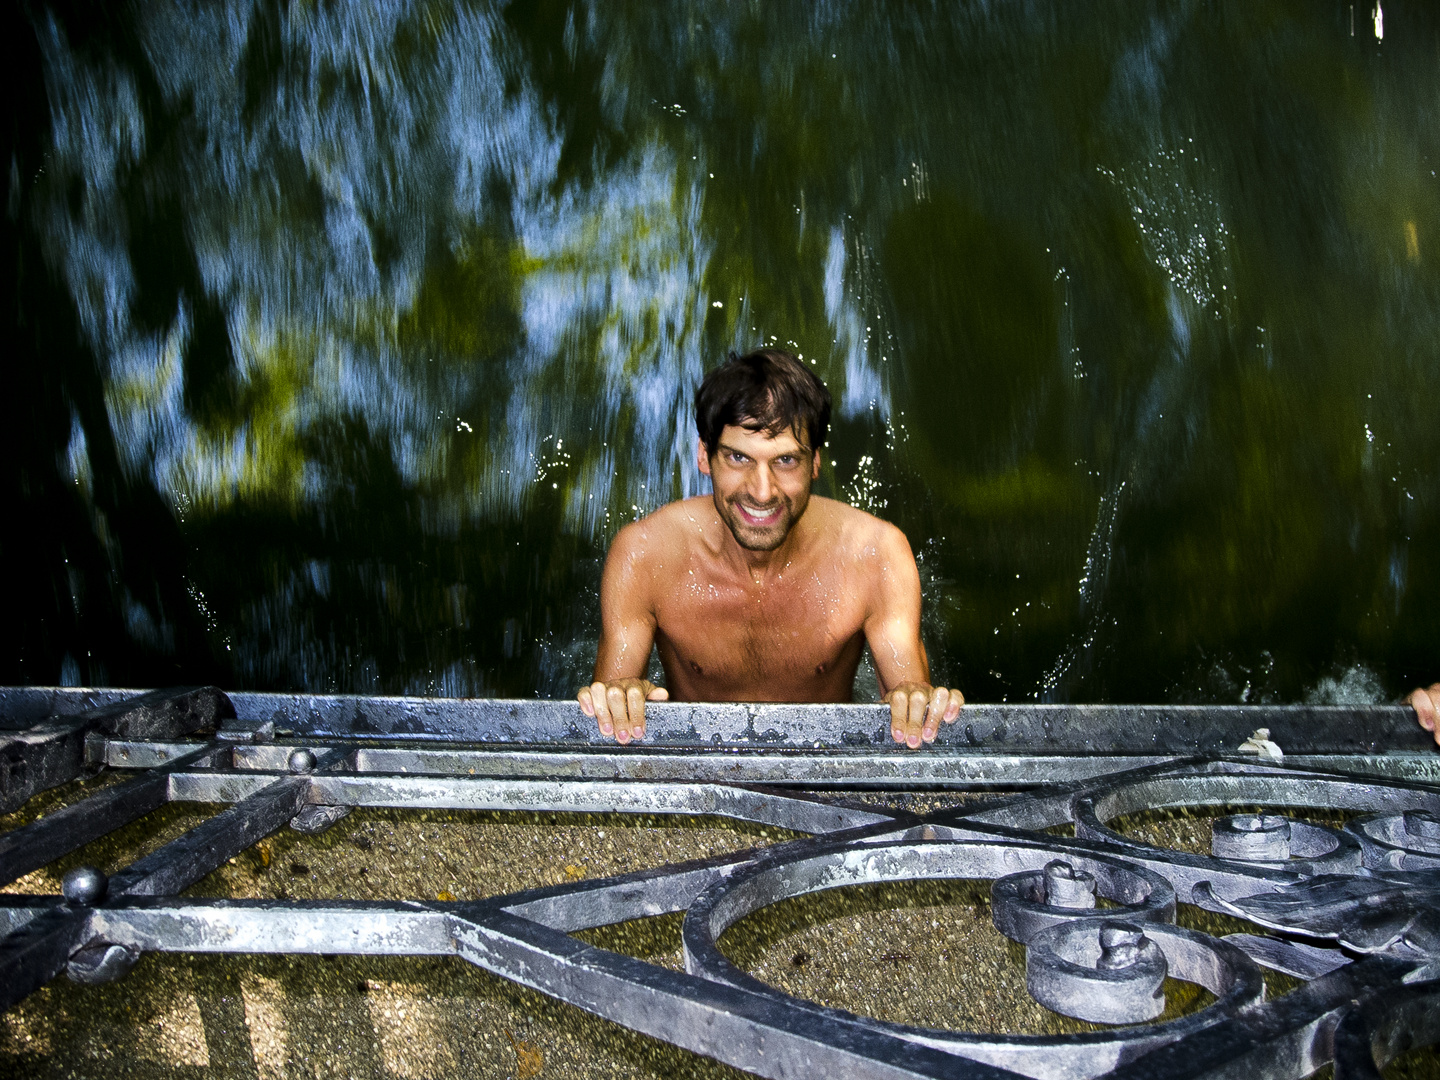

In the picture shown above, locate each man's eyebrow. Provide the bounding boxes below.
[715,441,811,457]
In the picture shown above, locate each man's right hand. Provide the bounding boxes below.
[578,678,668,744]
[1409,683,1440,748]
[887,682,963,749]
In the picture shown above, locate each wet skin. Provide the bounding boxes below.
[577,423,962,746]
[1411,683,1440,748]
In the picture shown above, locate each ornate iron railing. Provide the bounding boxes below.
[1,686,1438,1078]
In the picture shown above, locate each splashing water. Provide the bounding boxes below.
[9,0,1440,702]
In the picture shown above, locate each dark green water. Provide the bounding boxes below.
[5,0,1438,704]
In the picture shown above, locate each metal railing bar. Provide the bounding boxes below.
[297,776,862,826]
[708,784,898,832]
[96,737,1440,788]
[943,818,1303,907]
[0,905,95,1010]
[84,898,457,955]
[493,820,915,932]
[143,770,903,831]
[0,687,229,814]
[1284,753,1440,781]
[97,739,218,769]
[0,743,226,889]
[108,774,311,898]
[119,740,1182,785]
[495,851,766,931]
[452,908,1021,1080]
[333,746,1180,787]
[0,896,54,937]
[165,771,284,804]
[108,747,348,898]
[0,748,345,1007]
[7,689,1432,752]
[0,688,144,729]
[208,695,1425,752]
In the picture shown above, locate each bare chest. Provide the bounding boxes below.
[653,564,867,694]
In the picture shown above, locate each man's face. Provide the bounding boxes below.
[699,423,821,552]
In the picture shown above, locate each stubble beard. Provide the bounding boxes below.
[715,490,807,552]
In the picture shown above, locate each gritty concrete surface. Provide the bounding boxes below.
[2,776,1437,1079]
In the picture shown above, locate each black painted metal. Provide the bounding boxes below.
[1,687,1438,1079]
[0,687,231,813]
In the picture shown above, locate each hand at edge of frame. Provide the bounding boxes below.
[1408,682,1440,748]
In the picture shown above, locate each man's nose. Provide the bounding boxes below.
[751,466,774,502]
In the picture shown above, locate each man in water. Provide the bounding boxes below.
[1411,683,1440,747]
[577,348,962,748]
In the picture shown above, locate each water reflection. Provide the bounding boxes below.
[9,0,1440,703]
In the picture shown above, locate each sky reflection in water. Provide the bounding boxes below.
[10,0,1440,704]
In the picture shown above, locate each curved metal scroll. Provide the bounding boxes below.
[1,692,1438,1079]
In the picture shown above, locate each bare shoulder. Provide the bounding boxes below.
[607,498,714,570]
[809,497,912,561]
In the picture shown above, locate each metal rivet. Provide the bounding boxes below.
[1097,924,1146,969]
[1212,813,1292,861]
[62,866,108,906]
[288,749,317,773]
[1042,860,1097,909]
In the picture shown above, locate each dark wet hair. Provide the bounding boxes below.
[694,348,831,457]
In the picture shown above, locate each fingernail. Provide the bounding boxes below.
[892,727,903,741]
[908,734,920,748]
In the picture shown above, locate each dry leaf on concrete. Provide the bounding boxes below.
[505,1028,543,1079]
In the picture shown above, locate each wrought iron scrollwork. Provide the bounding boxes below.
[1,689,1438,1077]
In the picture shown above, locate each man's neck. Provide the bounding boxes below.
[720,507,810,583]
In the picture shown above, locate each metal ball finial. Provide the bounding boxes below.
[62,866,108,906]
[288,748,317,773]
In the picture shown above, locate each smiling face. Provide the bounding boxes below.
[699,423,821,552]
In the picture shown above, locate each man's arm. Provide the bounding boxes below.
[576,522,668,743]
[1410,683,1440,748]
[863,523,963,749]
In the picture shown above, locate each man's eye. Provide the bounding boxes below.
[776,456,796,466]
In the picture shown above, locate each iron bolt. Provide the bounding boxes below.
[1096,924,1146,970]
[62,866,108,906]
[288,749,318,773]
[1042,860,1097,909]
[1212,813,1292,861]
[1239,813,1286,833]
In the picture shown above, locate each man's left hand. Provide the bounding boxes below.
[1409,682,1440,748]
[887,683,963,749]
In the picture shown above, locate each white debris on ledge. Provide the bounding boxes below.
[1238,728,1284,761]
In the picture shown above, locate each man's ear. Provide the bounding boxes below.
[812,453,822,479]
[697,438,712,476]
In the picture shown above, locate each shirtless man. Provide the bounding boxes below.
[577,348,962,748]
